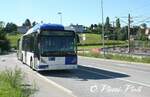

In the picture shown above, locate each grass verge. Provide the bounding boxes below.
[0,68,36,97]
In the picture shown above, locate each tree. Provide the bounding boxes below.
[32,21,37,27]
[0,21,5,36]
[96,23,102,34]
[114,18,121,40]
[87,24,102,34]
[22,19,31,27]
[116,18,121,29]
[93,24,98,28]
[104,17,112,39]
[104,17,111,33]
[0,35,10,51]
[136,27,147,41]
[0,21,10,51]
[118,26,128,40]
[4,23,17,33]
[87,24,94,33]
[0,21,5,29]
[85,27,91,33]
[140,23,147,29]
[131,26,139,35]
[90,24,94,30]
[135,23,147,41]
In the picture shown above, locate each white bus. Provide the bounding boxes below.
[17,23,78,71]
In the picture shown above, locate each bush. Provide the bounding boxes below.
[0,31,11,52]
[0,39,10,52]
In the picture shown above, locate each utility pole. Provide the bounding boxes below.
[101,0,105,56]
[112,21,115,49]
[58,12,62,24]
[128,14,131,53]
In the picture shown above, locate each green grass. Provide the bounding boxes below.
[79,33,101,44]
[6,34,21,49]
[78,33,127,50]
[78,45,102,50]
[78,33,127,45]
[0,68,36,97]
[78,44,127,50]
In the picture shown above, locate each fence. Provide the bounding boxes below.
[131,40,150,49]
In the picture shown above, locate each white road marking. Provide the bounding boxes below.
[35,71,77,97]
[80,64,150,88]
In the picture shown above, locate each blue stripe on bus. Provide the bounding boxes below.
[33,23,64,31]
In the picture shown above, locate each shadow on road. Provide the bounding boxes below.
[39,65,129,81]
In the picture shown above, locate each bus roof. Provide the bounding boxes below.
[24,23,65,36]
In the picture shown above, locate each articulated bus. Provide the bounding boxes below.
[17,23,78,71]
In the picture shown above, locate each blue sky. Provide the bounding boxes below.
[0,0,150,26]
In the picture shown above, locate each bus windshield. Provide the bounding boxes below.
[40,36,76,55]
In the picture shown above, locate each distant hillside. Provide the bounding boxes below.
[78,33,126,45]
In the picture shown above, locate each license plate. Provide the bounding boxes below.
[49,57,55,61]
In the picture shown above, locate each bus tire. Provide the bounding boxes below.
[21,54,25,64]
[30,58,33,68]
[21,54,23,61]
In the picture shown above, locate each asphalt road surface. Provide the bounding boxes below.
[0,53,150,97]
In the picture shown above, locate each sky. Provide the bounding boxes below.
[0,0,150,26]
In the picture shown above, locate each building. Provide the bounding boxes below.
[145,28,150,35]
[145,28,150,40]
[66,24,85,33]
[17,26,29,34]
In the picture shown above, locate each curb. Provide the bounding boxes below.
[35,72,77,97]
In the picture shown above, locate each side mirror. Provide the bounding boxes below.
[34,52,40,60]
[76,34,80,43]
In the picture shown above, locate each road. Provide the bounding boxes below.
[0,53,150,97]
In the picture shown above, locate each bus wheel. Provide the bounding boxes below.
[30,59,35,71]
[21,54,23,61]
[21,54,25,64]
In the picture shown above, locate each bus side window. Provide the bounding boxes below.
[30,34,34,52]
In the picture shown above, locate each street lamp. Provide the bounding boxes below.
[101,0,105,56]
[57,12,62,24]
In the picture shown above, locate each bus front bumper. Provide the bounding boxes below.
[35,64,78,71]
